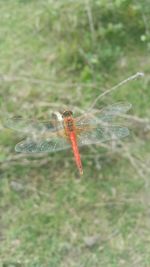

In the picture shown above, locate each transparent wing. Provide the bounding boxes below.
[76,102,132,126]
[15,137,70,153]
[77,125,130,146]
[4,116,63,133]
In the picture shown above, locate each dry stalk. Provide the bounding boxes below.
[88,72,144,110]
[84,0,96,45]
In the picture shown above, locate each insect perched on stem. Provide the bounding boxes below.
[5,102,132,175]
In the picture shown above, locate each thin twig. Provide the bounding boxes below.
[88,72,144,110]
[120,114,150,124]
[0,74,98,88]
[84,0,96,45]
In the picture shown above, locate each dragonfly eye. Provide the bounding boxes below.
[62,110,73,117]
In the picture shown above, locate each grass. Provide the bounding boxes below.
[0,0,150,266]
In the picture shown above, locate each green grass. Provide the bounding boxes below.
[0,0,150,266]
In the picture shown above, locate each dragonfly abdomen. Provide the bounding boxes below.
[69,131,83,175]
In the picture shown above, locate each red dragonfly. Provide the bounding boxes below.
[5,103,131,175]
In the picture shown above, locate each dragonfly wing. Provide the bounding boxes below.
[4,116,63,133]
[97,102,132,122]
[15,137,70,153]
[77,125,129,146]
[76,102,132,125]
[100,102,131,114]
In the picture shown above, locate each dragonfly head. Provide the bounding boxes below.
[62,110,73,118]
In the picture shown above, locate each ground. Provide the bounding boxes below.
[0,1,150,266]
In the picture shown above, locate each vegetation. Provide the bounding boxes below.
[0,0,150,266]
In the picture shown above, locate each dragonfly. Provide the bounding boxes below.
[5,102,132,175]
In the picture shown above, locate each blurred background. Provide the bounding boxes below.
[0,0,150,266]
